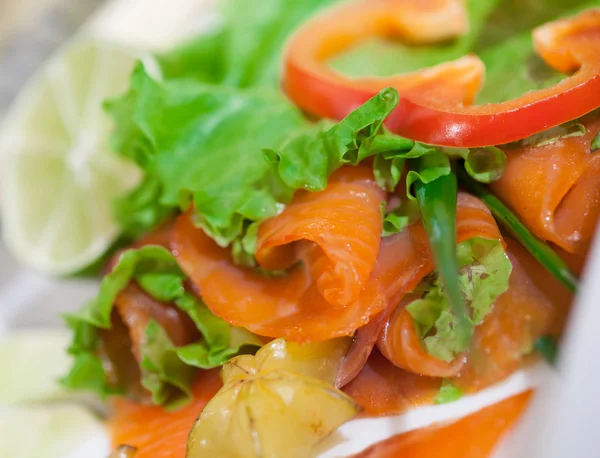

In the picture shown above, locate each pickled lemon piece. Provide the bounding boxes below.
[187,338,359,458]
[223,337,352,384]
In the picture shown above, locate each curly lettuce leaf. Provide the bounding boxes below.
[127,67,306,247]
[114,69,429,251]
[65,245,183,330]
[62,246,260,406]
[107,0,340,239]
[140,320,196,408]
[265,88,416,192]
[407,237,512,362]
[380,200,420,237]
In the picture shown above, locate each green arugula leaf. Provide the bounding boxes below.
[434,380,463,405]
[412,171,473,361]
[407,237,512,361]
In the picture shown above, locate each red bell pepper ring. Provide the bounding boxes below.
[283,4,600,147]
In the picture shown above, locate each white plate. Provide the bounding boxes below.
[1,0,599,456]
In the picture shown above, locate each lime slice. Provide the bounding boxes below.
[0,329,72,404]
[0,405,108,458]
[0,39,143,275]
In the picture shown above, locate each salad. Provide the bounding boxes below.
[1,0,600,457]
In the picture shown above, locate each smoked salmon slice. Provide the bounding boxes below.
[256,166,385,307]
[337,193,503,385]
[456,239,570,392]
[98,284,198,403]
[350,391,532,458]
[109,370,222,458]
[376,238,568,386]
[172,165,387,342]
[490,113,600,255]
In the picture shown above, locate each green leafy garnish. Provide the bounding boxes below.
[457,167,578,292]
[444,147,507,183]
[110,69,442,258]
[407,237,512,361]
[434,380,463,405]
[591,131,600,152]
[62,246,260,406]
[113,177,175,240]
[380,201,420,237]
[108,0,340,240]
[406,150,452,199]
[411,167,473,358]
[140,320,196,408]
[534,335,558,365]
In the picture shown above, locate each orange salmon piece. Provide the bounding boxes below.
[109,370,222,458]
[338,193,503,385]
[256,166,385,307]
[172,166,388,342]
[490,114,600,254]
[351,391,532,458]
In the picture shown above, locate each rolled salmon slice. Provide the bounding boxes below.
[256,166,385,307]
[490,113,600,255]
[337,193,503,385]
[172,165,388,342]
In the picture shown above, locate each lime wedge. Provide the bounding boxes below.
[0,40,143,275]
[0,329,72,404]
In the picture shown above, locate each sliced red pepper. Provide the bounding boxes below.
[284,4,600,147]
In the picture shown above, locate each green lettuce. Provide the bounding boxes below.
[107,0,340,240]
[124,67,307,247]
[405,150,452,200]
[140,320,196,408]
[110,63,444,253]
[434,380,463,405]
[592,131,600,153]
[62,246,260,406]
[380,201,420,237]
[406,237,512,362]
